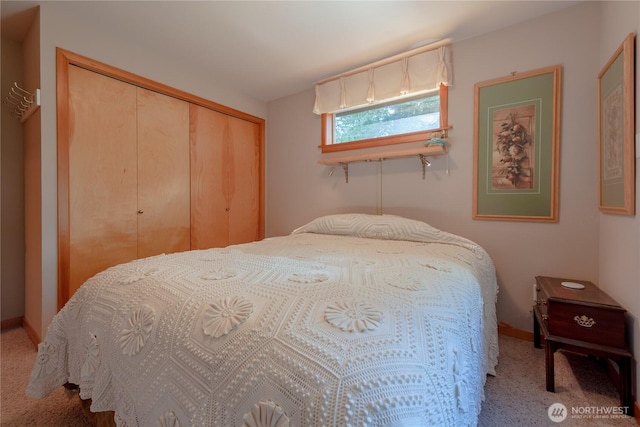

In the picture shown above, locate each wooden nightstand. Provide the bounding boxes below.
[533,276,633,415]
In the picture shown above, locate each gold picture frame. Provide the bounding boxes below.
[473,65,562,222]
[598,33,635,215]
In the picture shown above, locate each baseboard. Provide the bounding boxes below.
[0,317,23,331]
[0,316,39,350]
[21,318,41,350]
[497,322,534,342]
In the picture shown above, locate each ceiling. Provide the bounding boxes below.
[1,1,581,103]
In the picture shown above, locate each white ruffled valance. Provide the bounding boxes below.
[313,44,452,115]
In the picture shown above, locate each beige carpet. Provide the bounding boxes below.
[1,327,92,427]
[1,326,637,426]
[478,334,637,426]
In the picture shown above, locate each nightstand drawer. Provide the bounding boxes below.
[547,300,625,347]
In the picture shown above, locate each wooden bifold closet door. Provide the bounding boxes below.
[190,104,262,249]
[65,66,190,303]
[136,88,190,258]
[58,49,264,308]
[66,66,138,302]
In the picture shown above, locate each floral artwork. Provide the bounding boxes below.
[474,65,560,221]
[491,104,535,189]
[602,85,623,181]
[597,33,634,215]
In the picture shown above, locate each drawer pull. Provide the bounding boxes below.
[574,315,596,328]
[536,299,547,306]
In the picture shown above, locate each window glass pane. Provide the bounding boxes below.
[334,93,440,144]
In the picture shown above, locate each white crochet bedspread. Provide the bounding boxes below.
[27,214,498,427]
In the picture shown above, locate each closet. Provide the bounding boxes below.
[57,49,264,307]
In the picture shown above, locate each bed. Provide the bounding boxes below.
[27,213,499,426]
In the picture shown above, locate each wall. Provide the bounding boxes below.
[597,0,640,402]
[1,36,26,322]
[25,3,268,338]
[22,9,42,340]
[267,2,602,334]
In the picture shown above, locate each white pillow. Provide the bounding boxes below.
[291,213,447,243]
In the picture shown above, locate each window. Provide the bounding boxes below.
[335,91,440,143]
[321,84,448,153]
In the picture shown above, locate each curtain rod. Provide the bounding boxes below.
[316,38,451,86]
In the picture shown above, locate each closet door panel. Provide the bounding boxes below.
[137,88,190,258]
[67,66,138,298]
[226,115,261,245]
[190,104,228,249]
[190,105,262,249]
